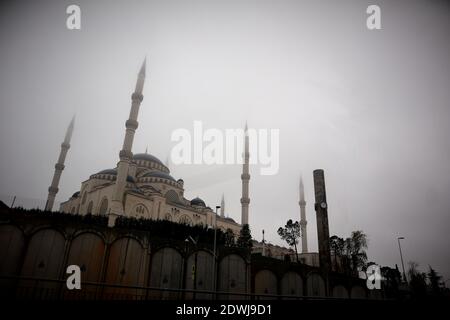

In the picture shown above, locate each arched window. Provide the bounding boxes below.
[98,198,108,215]
[87,201,94,214]
[134,204,147,218]
[178,215,193,226]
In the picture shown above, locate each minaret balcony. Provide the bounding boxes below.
[125,119,139,130]
[131,92,143,102]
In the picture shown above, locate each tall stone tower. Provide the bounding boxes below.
[45,116,75,211]
[110,58,146,227]
[299,176,308,253]
[220,194,225,218]
[313,169,331,272]
[240,123,250,226]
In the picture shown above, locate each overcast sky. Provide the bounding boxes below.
[0,0,449,280]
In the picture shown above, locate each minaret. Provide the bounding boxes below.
[110,58,146,227]
[240,122,250,226]
[220,194,225,218]
[45,116,75,211]
[299,176,308,253]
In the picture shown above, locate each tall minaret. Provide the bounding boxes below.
[220,194,225,217]
[110,58,146,226]
[299,176,308,253]
[240,122,250,226]
[45,116,75,211]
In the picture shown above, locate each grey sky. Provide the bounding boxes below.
[0,0,449,280]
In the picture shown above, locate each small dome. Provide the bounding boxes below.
[191,197,206,207]
[142,171,176,182]
[71,191,80,198]
[133,153,164,166]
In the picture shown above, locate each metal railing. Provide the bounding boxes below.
[0,275,351,301]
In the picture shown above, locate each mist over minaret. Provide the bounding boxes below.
[45,116,75,211]
[110,58,146,227]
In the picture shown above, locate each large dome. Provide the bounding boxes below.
[141,171,176,182]
[133,153,164,166]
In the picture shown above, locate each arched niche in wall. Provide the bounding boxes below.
[254,269,278,299]
[332,285,349,299]
[0,224,26,295]
[103,237,146,299]
[280,271,303,298]
[20,228,66,297]
[185,250,213,299]
[306,273,326,297]
[217,254,247,300]
[149,247,183,300]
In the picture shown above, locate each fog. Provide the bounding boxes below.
[0,0,449,279]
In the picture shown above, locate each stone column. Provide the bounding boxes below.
[313,169,331,272]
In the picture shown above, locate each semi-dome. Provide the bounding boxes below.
[142,171,176,182]
[97,169,117,175]
[133,153,164,166]
[190,197,206,207]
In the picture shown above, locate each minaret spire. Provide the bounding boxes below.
[299,175,308,253]
[220,194,225,217]
[240,122,250,226]
[110,58,146,227]
[45,115,75,211]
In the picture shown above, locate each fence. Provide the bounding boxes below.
[0,276,346,301]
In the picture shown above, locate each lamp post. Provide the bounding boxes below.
[185,236,198,299]
[212,206,220,298]
[397,237,407,282]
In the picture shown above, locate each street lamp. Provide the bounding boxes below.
[212,206,220,297]
[185,236,198,299]
[397,237,407,282]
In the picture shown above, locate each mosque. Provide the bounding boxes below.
[46,59,247,237]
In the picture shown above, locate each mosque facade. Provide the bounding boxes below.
[52,59,242,236]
